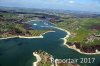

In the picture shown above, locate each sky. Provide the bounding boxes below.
[0,0,100,12]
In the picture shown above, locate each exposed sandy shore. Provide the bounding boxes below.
[33,52,41,66]
[0,31,55,40]
[49,26,100,55]
[64,43,100,55]
[0,22,100,55]
[0,36,43,40]
[60,27,100,55]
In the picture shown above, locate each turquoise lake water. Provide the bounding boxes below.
[0,20,100,66]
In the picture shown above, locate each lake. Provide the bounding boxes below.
[0,20,100,66]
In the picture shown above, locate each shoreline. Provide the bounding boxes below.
[33,52,41,66]
[25,19,57,27]
[0,36,43,40]
[64,43,100,55]
[0,19,100,55]
[0,31,55,40]
[59,27,100,55]
[23,20,43,23]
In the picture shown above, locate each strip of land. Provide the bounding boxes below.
[0,31,55,40]
[33,52,41,66]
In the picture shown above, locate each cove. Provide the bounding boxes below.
[0,20,100,66]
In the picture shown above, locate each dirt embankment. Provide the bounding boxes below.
[67,42,100,53]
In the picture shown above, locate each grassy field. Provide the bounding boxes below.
[56,17,100,46]
[0,13,51,38]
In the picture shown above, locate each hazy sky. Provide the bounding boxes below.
[0,0,100,12]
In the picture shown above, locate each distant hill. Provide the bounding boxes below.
[0,6,100,18]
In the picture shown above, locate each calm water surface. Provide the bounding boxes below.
[0,21,100,66]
